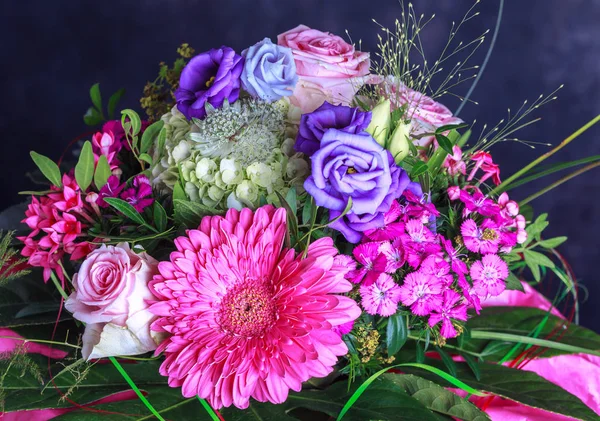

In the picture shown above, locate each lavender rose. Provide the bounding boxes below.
[295,102,371,156]
[65,243,162,360]
[241,38,298,102]
[175,46,244,120]
[304,129,411,243]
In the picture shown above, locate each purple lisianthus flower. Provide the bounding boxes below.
[295,102,371,156]
[304,129,411,243]
[241,38,298,102]
[175,46,244,120]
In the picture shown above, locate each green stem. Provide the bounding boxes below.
[519,161,600,206]
[408,335,482,359]
[470,330,600,356]
[50,271,69,300]
[135,398,195,421]
[490,114,600,195]
[0,336,81,349]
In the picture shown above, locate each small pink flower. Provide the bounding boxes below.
[360,273,402,316]
[48,174,83,212]
[402,219,436,244]
[459,188,500,217]
[498,192,519,217]
[461,218,500,254]
[467,151,501,185]
[515,214,528,244]
[400,190,440,224]
[439,236,468,275]
[97,176,125,208]
[363,201,405,241]
[428,290,468,339]
[92,131,121,169]
[51,212,81,245]
[420,255,454,286]
[398,271,443,316]
[350,242,388,285]
[379,238,406,272]
[470,254,509,297]
[443,146,466,176]
[457,272,482,314]
[447,186,461,201]
[120,175,154,212]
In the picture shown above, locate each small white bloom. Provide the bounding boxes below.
[195,158,217,182]
[220,159,243,185]
[247,162,273,189]
[286,157,309,179]
[236,180,259,206]
[171,140,191,163]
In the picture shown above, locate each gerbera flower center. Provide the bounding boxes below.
[217,278,277,337]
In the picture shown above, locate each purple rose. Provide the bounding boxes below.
[295,102,371,156]
[304,129,411,243]
[175,46,244,120]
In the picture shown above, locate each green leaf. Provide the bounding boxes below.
[74,141,94,191]
[139,153,153,165]
[174,199,222,228]
[276,190,298,241]
[89,83,103,115]
[537,236,568,249]
[525,259,541,282]
[302,197,314,225]
[504,272,525,292]
[285,187,298,216]
[435,133,454,155]
[387,313,408,357]
[173,182,187,202]
[411,160,429,178]
[140,120,164,154]
[121,109,142,137]
[462,306,600,360]
[416,341,425,363]
[435,347,457,377]
[462,354,482,381]
[107,88,125,119]
[402,358,599,421]
[523,249,555,268]
[385,374,489,420]
[436,123,469,134]
[83,106,103,126]
[103,197,146,225]
[29,151,62,187]
[326,197,353,226]
[153,202,168,232]
[94,154,112,189]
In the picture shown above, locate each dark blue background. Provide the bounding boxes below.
[1,1,598,330]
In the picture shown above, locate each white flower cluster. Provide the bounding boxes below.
[151,99,308,210]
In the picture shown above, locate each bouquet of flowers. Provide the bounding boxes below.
[2,3,600,420]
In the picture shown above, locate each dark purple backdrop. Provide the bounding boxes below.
[1,0,598,330]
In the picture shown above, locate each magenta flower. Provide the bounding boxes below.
[419,255,454,286]
[428,290,468,339]
[400,190,440,224]
[398,271,443,316]
[148,206,360,409]
[47,174,83,212]
[92,131,121,170]
[467,151,501,185]
[350,242,387,285]
[470,253,509,297]
[443,145,466,176]
[360,273,402,316]
[457,273,482,314]
[402,219,436,244]
[458,188,500,217]
[96,176,125,208]
[120,175,154,212]
[461,218,500,254]
[440,236,468,275]
[379,238,406,273]
[363,200,405,241]
[447,186,461,201]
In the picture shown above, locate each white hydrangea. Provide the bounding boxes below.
[151,97,308,211]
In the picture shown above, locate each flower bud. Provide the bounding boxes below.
[388,120,411,164]
[366,99,391,147]
[447,186,461,201]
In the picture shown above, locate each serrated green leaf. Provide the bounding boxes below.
[107,88,125,119]
[435,133,454,155]
[94,155,111,189]
[385,374,489,420]
[153,202,168,232]
[140,120,164,154]
[29,151,62,187]
[504,272,525,292]
[89,83,102,115]
[74,141,94,191]
[104,197,146,225]
[121,109,142,137]
[537,236,567,249]
[387,313,408,357]
[523,249,555,269]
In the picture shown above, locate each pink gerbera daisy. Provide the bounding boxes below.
[148,206,360,410]
[398,271,443,316]
[360,273,402,316]
[470,253,509,297]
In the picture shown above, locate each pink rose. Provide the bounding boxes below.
[278,24,371,112]
[65,243,162,360]
[380,77,463,146]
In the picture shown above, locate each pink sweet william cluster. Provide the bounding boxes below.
[18,174,96,281]
[350,179,527,339]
